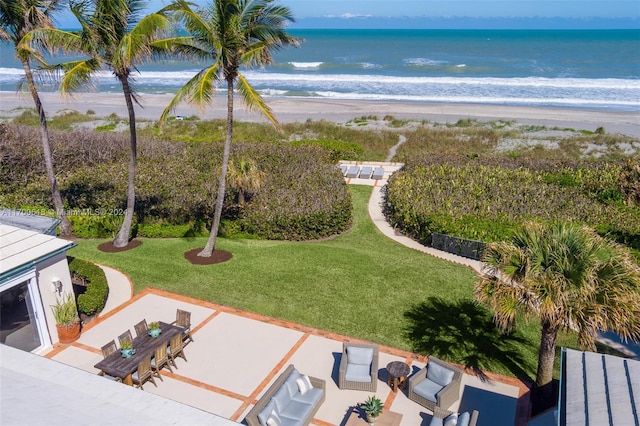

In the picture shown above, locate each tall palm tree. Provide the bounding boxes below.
[159,0,299,257]
[475,221,640,390]
[22,0,173,247]
[1,0,72,236]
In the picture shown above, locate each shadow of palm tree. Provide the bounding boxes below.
[404,297,534,381]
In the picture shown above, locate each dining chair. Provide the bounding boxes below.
[172,309,194,345]
[101,340,118,358]
[151,343,172,380]
[98,339,122,382]
[134,319,148,338]
[118,330,133,346]
[131,356,158,390]
[167,333,187,368]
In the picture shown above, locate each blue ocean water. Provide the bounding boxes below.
[1,29,639,110]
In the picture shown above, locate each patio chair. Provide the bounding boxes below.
[101,340,117,358]
[338,341,379,391]
[429,407,479,426]
[167,333,187,368]
[98,339,122,382]
[408,356,463,411]
[118,330,133,346]
[134,319,148,337]
[151,343,172,380]
[132,356,158,390]
[172,309,194,345]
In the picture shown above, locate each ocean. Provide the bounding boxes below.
[1,29,639,111]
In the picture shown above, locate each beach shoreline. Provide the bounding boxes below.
[1,91,639,137]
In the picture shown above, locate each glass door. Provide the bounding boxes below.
[0,277,46,352]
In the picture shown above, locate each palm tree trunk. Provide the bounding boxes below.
[21,59,72,237]
[199,79,234,257]
[536,320,558,388]
[112,76,137,248]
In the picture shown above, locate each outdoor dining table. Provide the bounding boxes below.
[94,321,182,386]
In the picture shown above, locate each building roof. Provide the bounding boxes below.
[0,224,76,280]
[560,347,640,426]
[0,344,238,425]
[0,209,60,235]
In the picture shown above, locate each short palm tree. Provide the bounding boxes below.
[475,221,640,389]
[159,0,299,257]
[1,0,72,236]
[22,0,173,247]
[227,158,265,204]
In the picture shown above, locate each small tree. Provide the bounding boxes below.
[227,158,265,204]
[475,221,640,390]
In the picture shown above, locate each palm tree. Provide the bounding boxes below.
[475,221,640,390]
[227,158,265,204]
[159,0,299,257]
[1,0,72,236]
[22,0,173,247]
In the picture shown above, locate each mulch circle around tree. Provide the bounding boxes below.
[97,239,143,253]
[184,248,233,265]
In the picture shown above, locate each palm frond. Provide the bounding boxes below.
[159,64,220,123]
[236,72,280,130]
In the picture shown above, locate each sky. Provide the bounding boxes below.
[54,0,640,29]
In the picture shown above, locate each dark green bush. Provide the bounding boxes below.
[384,155,640,247]
[1,124,352,241]
[68,257,108,316]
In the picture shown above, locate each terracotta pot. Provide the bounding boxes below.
[56,322,81,344]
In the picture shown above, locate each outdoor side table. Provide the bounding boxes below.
[386,361,410,393]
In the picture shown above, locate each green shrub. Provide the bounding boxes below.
[384,156,640,248]
[68,257,108,316]
[290,138,364,162]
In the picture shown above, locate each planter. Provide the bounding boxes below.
[56,322,81,344]
[121,348,135,358]
[148,328,161,338]
[365,413,379,424]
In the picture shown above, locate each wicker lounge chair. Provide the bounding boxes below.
[346,166,360,178]
[372,167,385,180]
[359,166,373,179]
[338,342,379,391]
[429,407,479,426]
[408,357,462,411]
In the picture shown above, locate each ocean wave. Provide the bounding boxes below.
[404,58,449,66]
[288,62,323,69]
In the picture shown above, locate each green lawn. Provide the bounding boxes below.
[70,185,549,381]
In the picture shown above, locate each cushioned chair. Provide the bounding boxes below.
[408,357,462,411]
[132,356,159,390]
[151,343,172,380]
[167,333,187,368]
[338,342,379,391]
[134,319,148,337]
[172,309,194,345]
[429,407,479,426]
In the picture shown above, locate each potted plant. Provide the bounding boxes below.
[148,321,161,338]
[360,396,383,424]
[50,292,81,344]
[120,340,135,358]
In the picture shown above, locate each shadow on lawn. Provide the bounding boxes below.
[404,297,533,382]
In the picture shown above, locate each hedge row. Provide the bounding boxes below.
[384,155,640,249]
[0,124,352,240]
[68,257,108,316]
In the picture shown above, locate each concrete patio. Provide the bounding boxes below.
[45,286,529,426]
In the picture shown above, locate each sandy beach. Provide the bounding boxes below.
[1,91,639,137]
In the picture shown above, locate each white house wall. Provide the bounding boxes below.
[35,252,74,346]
